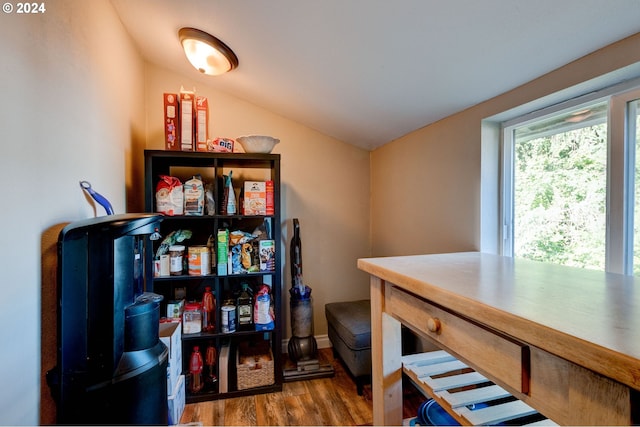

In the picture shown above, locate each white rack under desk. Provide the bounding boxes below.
[403,350,556,425]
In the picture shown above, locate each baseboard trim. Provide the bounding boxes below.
[281,334,331,354]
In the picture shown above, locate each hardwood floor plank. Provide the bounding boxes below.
[328,349,374,425]
[305,377,356,426]
[179,401,197,424]
[255,392,289,426]
[333,381,372,425]
[211,399,226,426]
[179,399,223,425]
[180,348,426,426]
[281,378,308,397]
[224,396,257,426]
[283,393,324,426]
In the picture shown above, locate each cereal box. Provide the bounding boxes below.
[163,93,180,151]
[244,181,266,215]
[266,180,274,215]
[195,96,208,152]
[259,240,276,271]
[179,91,194,151]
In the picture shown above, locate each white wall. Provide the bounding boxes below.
[0,0,145,424]
[371,33,640,258]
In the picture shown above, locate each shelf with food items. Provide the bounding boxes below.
[161,278,276,335]
[179,335,278,404]
[153,173,275,217]
[161,277,277,403]
[156,255,279,402]
[145,149,282,403]
[151,222,276,279]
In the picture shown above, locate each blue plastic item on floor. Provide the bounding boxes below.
[416,399,500,426]
[417,399,459,426]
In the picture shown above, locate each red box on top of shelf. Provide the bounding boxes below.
[163,93,180,151]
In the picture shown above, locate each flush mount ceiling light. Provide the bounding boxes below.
[179,27,238,76]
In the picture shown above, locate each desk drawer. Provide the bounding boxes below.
[389,286,530,393]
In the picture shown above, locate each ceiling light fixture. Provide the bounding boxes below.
[178,27,238,76]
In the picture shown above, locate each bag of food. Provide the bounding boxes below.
[156,175,183,215]
[207,137,234,153]
[254,284,274,331]
[183,175,204,216]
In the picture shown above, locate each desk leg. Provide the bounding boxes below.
[371,276,403,426]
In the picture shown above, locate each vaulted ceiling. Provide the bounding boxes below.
[111,0,640,150]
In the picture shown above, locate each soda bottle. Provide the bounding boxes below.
[205,342,218,384]
[189,346,204,393]
[202,286,216,332]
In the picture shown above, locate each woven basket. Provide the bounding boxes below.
[236,348,274,390]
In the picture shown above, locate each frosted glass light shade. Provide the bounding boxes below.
[179,27,238,76]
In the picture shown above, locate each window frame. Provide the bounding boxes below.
[499,81,640,274]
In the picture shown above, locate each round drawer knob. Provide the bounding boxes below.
[427,317,441,333]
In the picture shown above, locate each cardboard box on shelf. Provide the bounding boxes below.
[195,96,209,152]
[179,91,194,151]
[244,181,267,215]
[259,240,276,271]
[160,322,182,394]
[163,93,180,151]
[266,180,274,215]
[167,374,185,425]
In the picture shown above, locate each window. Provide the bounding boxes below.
[501,83,640,275]
[631,98,640,274]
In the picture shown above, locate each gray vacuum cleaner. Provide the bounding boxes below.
[283,219,334,381]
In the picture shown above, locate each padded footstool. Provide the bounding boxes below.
[325,299,371,395]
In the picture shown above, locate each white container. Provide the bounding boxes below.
[221,304,236,333]
[182,303,202,334]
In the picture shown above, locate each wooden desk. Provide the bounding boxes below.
[358,252,640,426]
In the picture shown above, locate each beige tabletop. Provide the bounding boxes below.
[358,251,640,392]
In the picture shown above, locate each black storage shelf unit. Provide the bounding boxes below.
[144,149,283,403]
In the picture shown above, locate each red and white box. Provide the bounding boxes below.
[163,93,180,151]
[195,96,209,152]
[179,91,194,151]
[266,180,274,215]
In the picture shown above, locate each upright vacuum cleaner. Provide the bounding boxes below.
[283,218,334,381]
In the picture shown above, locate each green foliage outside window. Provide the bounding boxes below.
[514,125,607,270]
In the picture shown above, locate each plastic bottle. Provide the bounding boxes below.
[202,286,216,332]
[205,342,218,384]
[189,346,204,393]
[236,283,254,330]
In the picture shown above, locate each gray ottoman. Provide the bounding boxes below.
[325,299,371,395]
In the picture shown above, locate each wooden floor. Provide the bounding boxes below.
[179,348,424,426]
